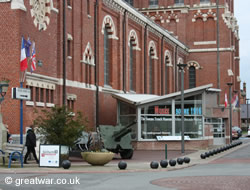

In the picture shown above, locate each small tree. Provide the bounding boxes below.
[34,106,87,148]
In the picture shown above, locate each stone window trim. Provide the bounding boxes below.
[67,93,77,101]
[26,79,56,90]
[187,61,201,70]
[81,42,95,66]
[164,50,173,67]
[128,29,141,51]
[50,0,59,13]
[101,15,119,40]
[148,40,158,60]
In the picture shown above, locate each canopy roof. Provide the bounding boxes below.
[112,84,214,106]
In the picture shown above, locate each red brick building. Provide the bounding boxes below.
[0,0,240,150]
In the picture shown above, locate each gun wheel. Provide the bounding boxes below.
[120,149,133,159]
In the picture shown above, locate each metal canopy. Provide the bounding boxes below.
[112,84,213,107]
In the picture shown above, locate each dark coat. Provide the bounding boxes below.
[25,129,36,147]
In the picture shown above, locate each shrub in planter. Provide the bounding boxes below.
[34,106,87,159]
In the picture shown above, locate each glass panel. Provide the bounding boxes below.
[141,116,172,139]
[165,56,169,94]
[175,0,184,5]
[149,0,158,6]
[200,0,210,3]
[124,0,133,6]
[175,116,203,138]
[129,40,134,91]
[36,87,39,102]
[104,27,110,86]
[46,89,49,103]
[149,49,153,94]
[40,88,44,102]
[189,66,196,88]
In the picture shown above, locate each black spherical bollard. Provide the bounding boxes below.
[212,149,217,155]
[150,161,159,169]
[205,152,210,158]
[216,148,220,154]
[200,153,206,159]
[160,160,168,168]
[184,157,190,164]
[209,151,214,156]
[177,158,184,165]
[61,160,71,169]
[118,161,127,170]
[169,159,177,167]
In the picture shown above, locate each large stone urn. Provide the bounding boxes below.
[81,152,114,166]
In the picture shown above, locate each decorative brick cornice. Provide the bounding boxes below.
[192,9,216,22]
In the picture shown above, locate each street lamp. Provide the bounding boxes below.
[177,63,187,154]
[227,82,233,143]
[0,83,9,104]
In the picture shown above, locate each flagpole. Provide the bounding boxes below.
[19,37,31,144]
[227,82,233,143]
[20,81,23,144]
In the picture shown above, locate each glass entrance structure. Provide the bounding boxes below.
[113,84,229,149]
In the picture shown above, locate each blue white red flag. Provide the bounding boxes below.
[231,94,239,109]
[31,42,37,73]
[24,38,32,57]
[20,37,28,71]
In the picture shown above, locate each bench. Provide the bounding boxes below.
[0,143,25,168]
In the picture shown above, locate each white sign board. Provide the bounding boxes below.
[156,136,191,141]
[39,145,60,167]
[12,87,31,100]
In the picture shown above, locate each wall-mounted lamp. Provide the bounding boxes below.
[37,60,43,67]
[0,83,9,104]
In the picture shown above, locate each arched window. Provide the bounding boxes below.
[129,40,134,91]
[104,26,110,86]
[165,55,170,94]
[149,48,154,94]
[189,66,196,88]
[200,0,210,3]
[124,0,133,6]
[149,0,158,6]
[175,0,184,5]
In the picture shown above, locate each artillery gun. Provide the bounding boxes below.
[99,121,136,159]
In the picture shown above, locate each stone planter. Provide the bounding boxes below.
[81,152,114,166]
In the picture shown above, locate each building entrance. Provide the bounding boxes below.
[206,118,225,145]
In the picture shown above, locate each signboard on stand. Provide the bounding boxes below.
[12,87,31,100]
[39,145,60,167]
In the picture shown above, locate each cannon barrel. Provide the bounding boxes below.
[112,121,136,142]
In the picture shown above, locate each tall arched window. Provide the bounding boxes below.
[165,55,170,94]
[104,26,110,86]
[149,48,154,94]
[200,0,210,3]
[129,40,134,91]
[175,0,184,5]
[189,66,196,88]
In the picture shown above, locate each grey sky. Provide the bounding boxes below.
[234,1,250,98]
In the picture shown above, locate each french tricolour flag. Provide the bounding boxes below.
[31,42,36,73]
[20,37,28,71]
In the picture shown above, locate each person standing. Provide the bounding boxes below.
[24,125,39,164]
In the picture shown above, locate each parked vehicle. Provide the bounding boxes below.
[232,126,242,139]
[232,129,239,139]
[248,126,250,136]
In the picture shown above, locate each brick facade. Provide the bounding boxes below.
[0,0,240,150]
